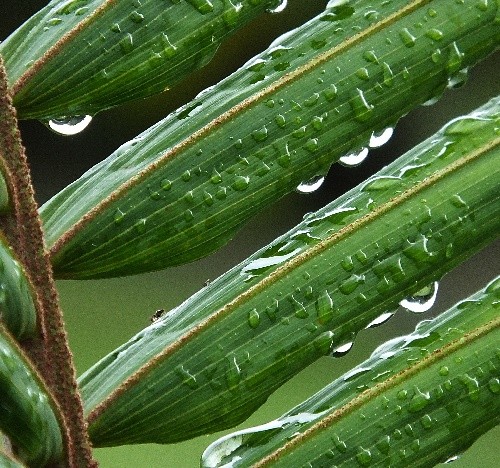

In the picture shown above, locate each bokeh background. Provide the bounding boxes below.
[1,1,499,466]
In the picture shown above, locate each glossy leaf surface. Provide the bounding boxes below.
[0,326,63,466]
[0,236,37,340]
[41,0,500,278]
[1,0,284,120]
[202,278,500,467]
[79,98,499,446]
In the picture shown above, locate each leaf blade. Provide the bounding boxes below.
[201,278,500,467]
[40,0,500,278]
[1,0,282,119]
[0,325,63,466]
[78,97,500,446]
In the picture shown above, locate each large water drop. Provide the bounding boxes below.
[400,282,439,313]
[296,176,325,194]
[267,0,287,13]
[369,127,393,148]
[339,147,369,167]
[47,115,92,135]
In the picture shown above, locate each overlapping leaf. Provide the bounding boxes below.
[202,277,500,467]
[0,0,285,120]
[0,326,63,466]
[0,235,38,340]
[40,0,500,279]
[78,97,499,446]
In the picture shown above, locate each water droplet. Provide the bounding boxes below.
[316,290,335,324]
[275,114,286,128]
[182,170,192,182]
[225,355,241,390]
[304,93,320,107]
[161,33,177,58]
[381,62,394,87]
[296,176,325,194]
[267,0,287,13]
[459,374,480,401]
[350,88,374,122]
[365,312,394,329]
[363,50,379,64]
[425,28,444,41]
[290,295,308,319]
[292,126,307,139]
[248,309,260,329]
[161,179,172,191]
[114,209,125,224]
[332,433,348,453]
[369,127,393,147]
[232,175,249,191]
[129,11,144,23]
[408,387,431,412]
[447,41,464,75]
[135,218,147,233]
[399,28,416,47]
[488,377,500,394]
[355,67,370,81]
[176,365,198,389]
[356,447,372,466]
[119,33,134,53]
[323,83,338,101]
[339,147,369,167]
[46,115,92,135]
[400,282,438,313]
[313,331,335,354]
[376,435,391,454]
[333,341,353,357]
[252,126,268,142]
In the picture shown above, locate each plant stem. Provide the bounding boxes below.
[0,57,95,467]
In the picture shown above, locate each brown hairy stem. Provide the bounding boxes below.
[0,57,96,467]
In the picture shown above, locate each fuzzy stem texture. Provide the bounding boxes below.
[0,57,96,467]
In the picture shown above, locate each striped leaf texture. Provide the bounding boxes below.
[202,277,500,467]
[0,326,63,466]
[78,97,499,446]
[1,0,284,120]
[40,0,500,278]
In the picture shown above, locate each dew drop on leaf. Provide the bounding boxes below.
[296,176,325,194]
[339,147,369,167]
[267,0,287,14]
[400,282,439,313]
[46,115,92,135]
[369,127,393,148]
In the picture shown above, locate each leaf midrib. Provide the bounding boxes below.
[49,0,432,260]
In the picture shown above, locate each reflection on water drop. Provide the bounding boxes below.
[369,127,393,148]
[400,282,439,313]
[365,312,394,329]
[296,176,325,194]
[339,147,368,167]
[267,0,287,13]
[332,341,353,357]
[47,115,92,135]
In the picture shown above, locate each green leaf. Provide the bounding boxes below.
[0,235,37,340]
[0,325,63,466]
[1,0,283,120]
[0,451,25,468]
[78,97,500,446]
[201,277,500,467]
[40,0,500,279]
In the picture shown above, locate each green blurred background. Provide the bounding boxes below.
[1,1,499,466]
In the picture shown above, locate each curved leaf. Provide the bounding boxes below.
[1,0,283,120]
[202,277,500,467]
[78,97,500,446]
[0,325,63,466]
[40,0,500,278]
[0,235,38,340]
